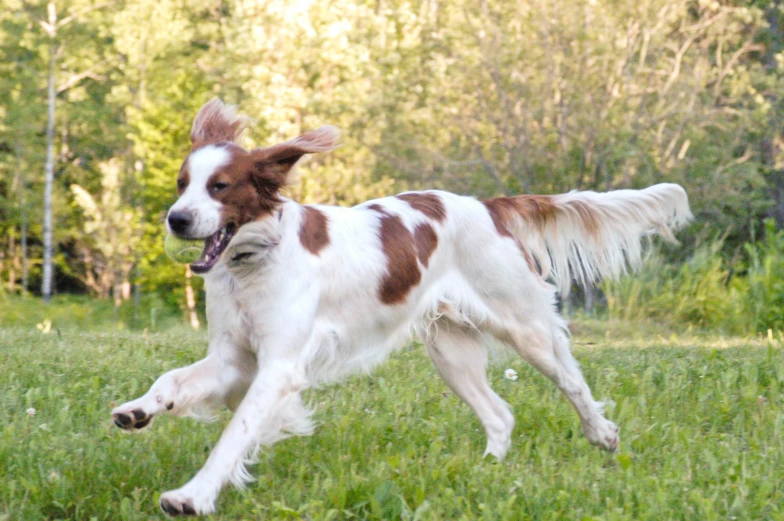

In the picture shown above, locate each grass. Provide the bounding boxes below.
[0,293,196,333]
[0,324,782,521]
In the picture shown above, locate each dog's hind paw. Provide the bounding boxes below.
[584,419,620,452]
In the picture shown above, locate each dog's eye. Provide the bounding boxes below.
[211,182,229,193]
[177,178,185,189]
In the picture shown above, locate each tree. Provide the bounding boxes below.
[69,159,142,300]
[35,0,110,301]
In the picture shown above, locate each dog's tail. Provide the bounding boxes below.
[482,183,692,294]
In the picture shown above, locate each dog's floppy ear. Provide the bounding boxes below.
[252,125,340,170]
[225,218,281,277]
[249,126,341,199]
[191,98,245,150]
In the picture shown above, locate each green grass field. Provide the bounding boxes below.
[0,325,782,521]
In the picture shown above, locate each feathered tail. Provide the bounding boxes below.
[482,183,692,293]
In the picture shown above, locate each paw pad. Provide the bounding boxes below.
[160,497,197,517]
[112,409,152,430]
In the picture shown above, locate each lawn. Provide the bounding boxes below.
[0,324,782,520]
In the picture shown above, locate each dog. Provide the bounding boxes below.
[111,98,692,516]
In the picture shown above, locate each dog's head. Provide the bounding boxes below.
[167,98,339,274]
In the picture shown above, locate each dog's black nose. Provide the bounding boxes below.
[168,211,193,234]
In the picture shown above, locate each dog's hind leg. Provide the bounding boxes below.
[497,318,619,451]
[424,319,515,460]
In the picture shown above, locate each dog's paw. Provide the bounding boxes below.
[160,489,216,517]
[584,419,620,452]
[112,404,156,431]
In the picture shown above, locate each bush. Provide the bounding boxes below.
[744,220,784,332]
[605,220,784,335]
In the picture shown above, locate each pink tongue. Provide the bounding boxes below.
[192,231,221,268]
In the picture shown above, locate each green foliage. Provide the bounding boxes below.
[0,328,782,520]
[1,0,784,313]
[0,293,195,333]
[605,243,749,334]
[744,219,784,332]
[606,220,784,334]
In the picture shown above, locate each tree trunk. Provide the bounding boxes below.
[132,267,141,327]
[114,276,123,310]
[14,143,29,294]
[21,220,28,292]
[0,240,5,292]
[184,266,200,330]
[42,32,56,302]
[8,233,18,293]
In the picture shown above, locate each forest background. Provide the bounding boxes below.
[2,0,784,335]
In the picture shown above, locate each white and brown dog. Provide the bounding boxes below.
[112,99,691,516]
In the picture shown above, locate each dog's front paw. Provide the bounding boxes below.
[160,488,216,517]
[112,403,158,431]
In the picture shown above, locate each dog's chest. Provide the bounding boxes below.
[208,272,287,344]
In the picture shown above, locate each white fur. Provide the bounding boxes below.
[113,184,691,516]
[167,145,230,238]
[514,183,692,294]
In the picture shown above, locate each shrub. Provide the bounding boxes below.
[605,220,784,335]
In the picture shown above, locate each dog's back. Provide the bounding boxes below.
[227,184,690,392]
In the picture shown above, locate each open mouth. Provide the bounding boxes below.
[190,224,236,274]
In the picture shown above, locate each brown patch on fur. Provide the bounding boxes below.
[481,197,546,275]
[367,203,387,214]
[181,108,341,233]
[413,223,438,267]
[176,164,190,195]
[481,198,516,238]
[299,206,330,255]
[377,213,422,305]
[191,99,244,150]
[482,195,559,233]
[193,145,285,229]
[510,196,558,228]
[397,192,446,223]
[194,129,340,229]
[482,195,599,238]
[256,126,340,167]
[564,199,599,237]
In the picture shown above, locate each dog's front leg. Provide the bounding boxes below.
[156,359,312,516]
[112,351,254,431]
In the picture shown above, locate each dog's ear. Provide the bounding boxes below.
[191,99,245,150]
[252,125,340,171]
[249,126,341,198]
[225,218,281,277]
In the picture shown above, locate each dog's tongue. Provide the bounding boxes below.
[190,225,236,274]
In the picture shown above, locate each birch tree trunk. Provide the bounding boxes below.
[39,1,107,300]
[41,4,57,301]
